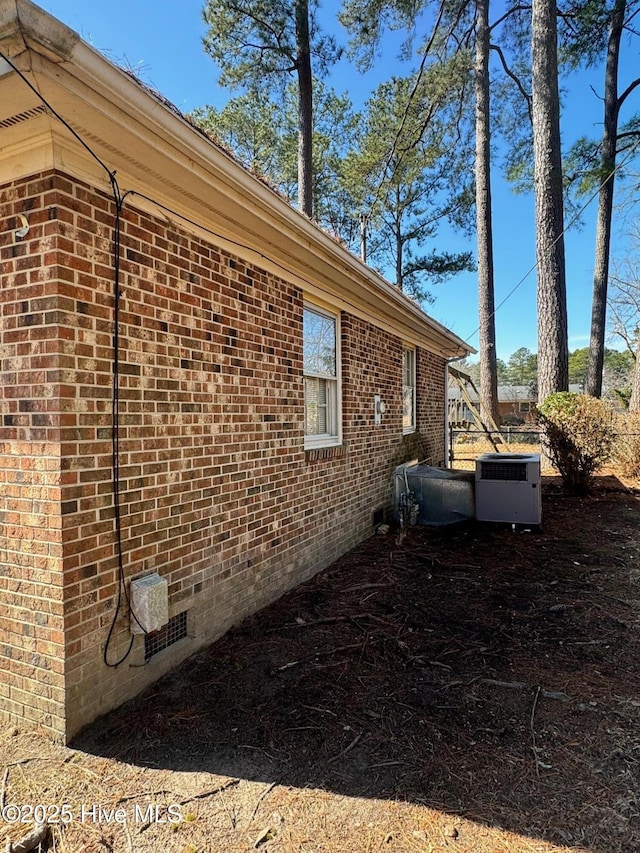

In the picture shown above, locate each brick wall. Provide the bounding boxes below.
[0,170,447,739]
[0,173,70,733]
[415,348,448,465]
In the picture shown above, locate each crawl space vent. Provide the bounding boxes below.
[144,611,188,661]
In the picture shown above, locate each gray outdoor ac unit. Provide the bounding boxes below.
[475,453,542,526]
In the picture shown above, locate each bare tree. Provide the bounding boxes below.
[608,224,640,407]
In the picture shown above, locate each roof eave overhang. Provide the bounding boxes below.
[0,0,474,359]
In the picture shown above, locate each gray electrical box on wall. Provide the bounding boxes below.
[129,573,169,635]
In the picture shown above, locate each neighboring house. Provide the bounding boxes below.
[448,384,536,424]
[0,1,471,741]
[496,385,537,418]
[449,383,583,424]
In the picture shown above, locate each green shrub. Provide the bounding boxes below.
[537,392,615,493]
[612,412,640,479]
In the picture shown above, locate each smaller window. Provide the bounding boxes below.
[303,305,341,447]
[403,348,416,433]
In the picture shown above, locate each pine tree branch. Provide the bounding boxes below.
[618,76,640,108]
[489,4,531,32]
[617,129,640,142]
[489,43,533,123]
[225,1,291,52]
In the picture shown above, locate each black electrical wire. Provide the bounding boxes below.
[0,50,115,181]
[102,181,137,667]
[462,135,640,346]
[101,181,149,666]
[0,48,146,666]
[0,45,448,675]
[129,190,277,265]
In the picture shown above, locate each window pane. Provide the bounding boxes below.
[404,349,414,384]
[305,377,318,434]
[317,380,328,434]
[403,386,414,428]
[305,377,329,435]
[403,348,415,430]
[304,309,336,377]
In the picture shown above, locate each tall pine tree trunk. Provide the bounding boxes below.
[295,0,313,218]
[629,342,640,411]
[585,0,626,397]
[475,0,499,426]
[531,0,568,403]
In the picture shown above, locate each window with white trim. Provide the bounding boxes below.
[303,305,340,447]
[403,347,416,433]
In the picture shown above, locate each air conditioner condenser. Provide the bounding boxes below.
[475,453,542,526]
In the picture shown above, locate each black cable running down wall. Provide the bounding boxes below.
[0,49,142,666]
[102,181,138,667]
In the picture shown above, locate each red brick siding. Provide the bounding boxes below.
[0,170,448,739]
[0,173,72,733]
[415,348,448,465]
[0,443,66,732]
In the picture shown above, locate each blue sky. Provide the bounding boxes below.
[40,0,638,362]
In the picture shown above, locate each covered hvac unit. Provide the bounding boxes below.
[475,453,542,526]
[394,463,475,526]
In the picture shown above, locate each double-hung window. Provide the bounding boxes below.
[402,347,416,433]
[303,305,340,447]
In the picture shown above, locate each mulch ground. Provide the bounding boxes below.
[2,474,640,853]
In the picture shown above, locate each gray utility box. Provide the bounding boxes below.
[395,463,475,526]
[475,453,542,525]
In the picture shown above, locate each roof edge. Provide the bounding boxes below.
[0,0,79,62]
[0,0,474,359]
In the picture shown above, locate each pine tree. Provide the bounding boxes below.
[202,0,340,218]
[531,0,569,402]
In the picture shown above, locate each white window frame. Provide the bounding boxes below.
[403,346,416,434]
[303,303,342,449]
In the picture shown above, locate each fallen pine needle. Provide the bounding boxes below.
[247,780,278,826]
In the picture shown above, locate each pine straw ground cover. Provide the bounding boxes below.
[2,474,640,853]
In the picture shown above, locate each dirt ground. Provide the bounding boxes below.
[2,473,640,853]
